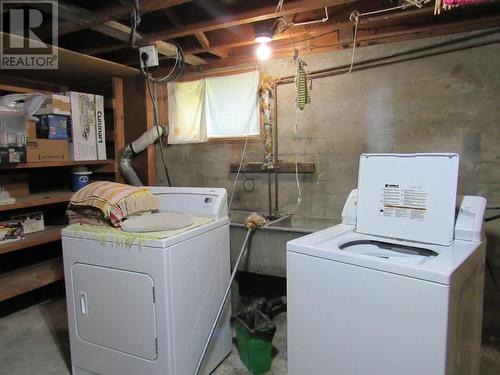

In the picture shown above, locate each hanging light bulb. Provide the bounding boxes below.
[254,26,273,60]
[256,42,271,60]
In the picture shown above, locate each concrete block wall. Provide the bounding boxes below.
[157,29,499,220]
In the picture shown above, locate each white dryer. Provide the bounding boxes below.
[62,187,232,375]
[287,154,487,375]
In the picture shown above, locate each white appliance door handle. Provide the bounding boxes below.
[79,291,88,315]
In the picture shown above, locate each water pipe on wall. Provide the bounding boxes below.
[273,82,279,218]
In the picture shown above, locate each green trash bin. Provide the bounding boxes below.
[233,309,277,375]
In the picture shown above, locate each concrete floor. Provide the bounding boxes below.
[0,297,498,375]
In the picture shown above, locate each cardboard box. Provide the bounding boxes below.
[11,211,44,234]
[36,114,70,140]
[0,174,29,197]
[26,118,37,138]
[36,94,71,116]
[95,95,107,160]
[26,138,69,162]
[0,108,27,164]
[66,92,97,161]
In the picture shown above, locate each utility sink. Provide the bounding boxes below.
[267,215,340,233]
[229,210,340,277]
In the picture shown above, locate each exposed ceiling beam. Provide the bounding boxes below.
[141,22,336,65]
[177,22,339,59]
[81,43,129,56]
[142,0,356,43]
[96,22,205,65]
[30,2,205,65]
[57,0,192,37]
[210,49,229,58]
[178,13,500,73]
[195,32,211,49]
[83,14,340,59]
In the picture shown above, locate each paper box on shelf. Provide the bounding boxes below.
[0,221,24,242]
[11,211,44,234]
[26,118,37,138]
[94,95,107,160]
[36,114,70,140]
[36,94,71,116]
[26,138,69,162]
[66,91,97,161]
[0,108,26,164]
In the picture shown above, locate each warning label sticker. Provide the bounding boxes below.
[379,184,427,220]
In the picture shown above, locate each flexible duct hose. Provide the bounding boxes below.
[120,125,167,186]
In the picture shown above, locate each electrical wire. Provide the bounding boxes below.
[228,62,261,210]
[129,0,142,48]
[139,42,186,85]
[130,0,185,85]
[228,131,251,210]
[346,11,359,74]
[485,214,500,222]
[144,62,173,186]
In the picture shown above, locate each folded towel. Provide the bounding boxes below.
[68,181,159,227]
[64,216,213,248]
[121,212,194,232]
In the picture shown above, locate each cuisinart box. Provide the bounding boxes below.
[66,92,106,161]
[94,94,107,160]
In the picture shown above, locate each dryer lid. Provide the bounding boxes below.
[355,153,459,246]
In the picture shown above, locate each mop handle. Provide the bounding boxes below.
[194,228,254,375]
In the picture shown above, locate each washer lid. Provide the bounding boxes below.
[355,153,459,246]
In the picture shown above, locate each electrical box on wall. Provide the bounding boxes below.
[139,45,159,68]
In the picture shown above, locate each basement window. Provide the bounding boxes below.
[167,70,260,144]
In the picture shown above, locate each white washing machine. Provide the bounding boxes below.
[62,187,232,375]
[287,154,487,375]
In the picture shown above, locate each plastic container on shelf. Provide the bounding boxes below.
[71,167,92,191]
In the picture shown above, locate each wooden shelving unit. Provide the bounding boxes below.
[0,159,113,170]
[0,226,65,256]
[0,191,73,212]
[0,46,133,302]
[0,258,64,302]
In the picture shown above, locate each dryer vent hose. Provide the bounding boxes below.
[120,125,167,186]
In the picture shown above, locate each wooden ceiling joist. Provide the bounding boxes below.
[30,1,205,65]
[57,0,192,37]
[195,32,211,49]
[177,13,500,74]
[210,49,230,58]
[142,0,356,43]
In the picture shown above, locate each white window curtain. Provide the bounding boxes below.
[205,70,260,138]
[167,79,206,144]
[167,70,259,144]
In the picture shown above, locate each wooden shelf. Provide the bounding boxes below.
[0,258,64,302]
[0,191,73,213]
[0,32,138,86]
[0,159,113,170]
[230,162,316,174]
[0,225,65,255]
[0,69,125,303]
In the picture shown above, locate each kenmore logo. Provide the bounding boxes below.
[96,110,104,144]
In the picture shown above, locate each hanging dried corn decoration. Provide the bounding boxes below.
[259,75,275,171]
[295,56,311,111]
